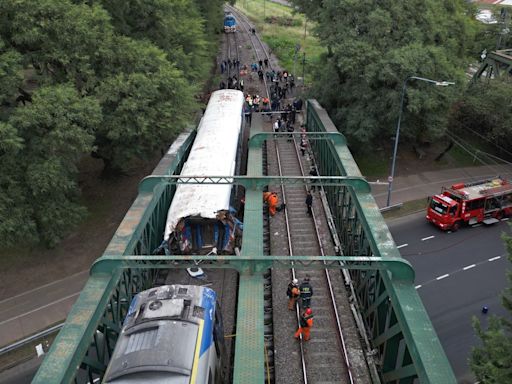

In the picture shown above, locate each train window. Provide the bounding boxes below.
[177,287,188,295]
[193,305,205,319]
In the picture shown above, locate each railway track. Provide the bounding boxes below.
[278,138,354,383]
[227,6,359,383]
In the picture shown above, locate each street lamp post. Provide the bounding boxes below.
[385,76,455,207]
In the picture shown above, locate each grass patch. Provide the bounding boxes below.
[446,144,480,167]
[235,0,325,83]
[354,150,389,178]
[382,198,429,220]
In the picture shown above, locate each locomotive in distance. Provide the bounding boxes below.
[224,12,236,32]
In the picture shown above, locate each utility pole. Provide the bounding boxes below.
[293,43,300,79]
[302,52,306,89]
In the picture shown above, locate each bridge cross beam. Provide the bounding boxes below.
[139,175,370,193]
[92,255,414,283]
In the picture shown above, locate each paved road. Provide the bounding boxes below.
[388,212,510,382]
[0,270,88,347]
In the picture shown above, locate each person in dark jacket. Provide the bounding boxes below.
[309,166,318,192]
[299,276,313,308]
[305,190,313,216]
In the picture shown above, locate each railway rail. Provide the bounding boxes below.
[227,6,370,383]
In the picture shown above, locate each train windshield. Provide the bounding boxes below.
[430,199,448,215]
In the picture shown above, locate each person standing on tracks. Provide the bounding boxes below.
[300,138,307,156]
[294,308,314,341]
[309,166,319,192]
[263,191,278,216]
[287,278,300,310]
[305,190,313,216]
[299,276,313,308]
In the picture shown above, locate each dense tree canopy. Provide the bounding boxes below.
[290,0,476,149]
[470,234,512,383]
[449,81,512,157]
[0,0,223,247]
[98,0,213,82]
[1,84,100,246]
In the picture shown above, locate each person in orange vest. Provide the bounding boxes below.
[287,278,300,310]
[294,307,314,341]
[263,191,278,216]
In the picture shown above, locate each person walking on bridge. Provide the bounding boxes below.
[287,278,300,310]
[305,190,313,216]
[299,276,313,308]
[294,307,314,341]
[263,191,279,216]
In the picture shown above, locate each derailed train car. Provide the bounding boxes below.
[164,90,245,255]
[103,285,226,383]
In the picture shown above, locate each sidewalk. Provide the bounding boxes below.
[1,165,511,349]
[371,164,512,208]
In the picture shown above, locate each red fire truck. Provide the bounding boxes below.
[426,177,512,231]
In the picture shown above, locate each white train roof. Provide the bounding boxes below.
[164,90,244,240]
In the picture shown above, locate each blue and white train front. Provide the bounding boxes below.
[103,284,226,383]
[224,13,236,33]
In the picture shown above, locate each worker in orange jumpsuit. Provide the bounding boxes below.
[287,278,300,310]
[294,307,314,341]
[263,192,279,216]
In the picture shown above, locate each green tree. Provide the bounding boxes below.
[0,39,23,108]
[194,0,226,36]
[449,81,512,155]
[3,84,101,247]
[0,122,38,245]
[0,0,114,91]
[98,0,212,82]
[290,0,475,149]
[470,233,512,383]
[92,38,197,173]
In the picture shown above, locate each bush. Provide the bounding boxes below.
[264,15,301,27]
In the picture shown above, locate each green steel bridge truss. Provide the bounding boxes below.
[33,101,456,383]
[472,48,512,82]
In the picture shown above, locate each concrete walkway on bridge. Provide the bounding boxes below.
[1,165,511,350]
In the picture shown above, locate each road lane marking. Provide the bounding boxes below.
[0,292,81,326]
[421,235,435,241]
[397,244,408,249]
[415,253,506,289]
[0,270,88,305]
[472,224,482,228]
[415,284,422,290]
